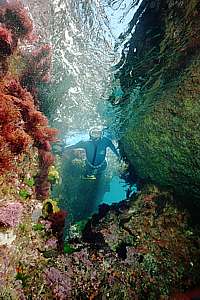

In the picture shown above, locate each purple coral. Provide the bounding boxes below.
[0,202,23,227]
[44,267,71,300]
[73,249,93,268]
[45,238,58,250]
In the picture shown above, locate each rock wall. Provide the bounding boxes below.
[116,0,200,203]
[0,1,62,298]
[40,186,200,299]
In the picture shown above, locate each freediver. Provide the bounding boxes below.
[65,127,120,179]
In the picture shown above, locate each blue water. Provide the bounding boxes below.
[100,176,137,205]
[100,176,127,204]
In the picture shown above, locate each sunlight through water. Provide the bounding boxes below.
[23,0,141,136]
[23,0,140,214]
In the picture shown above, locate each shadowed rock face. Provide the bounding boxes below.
[116,0,200,204]
[43,186,200,299]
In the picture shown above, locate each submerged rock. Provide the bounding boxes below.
[37,187,200,299]
[116,0,200,205]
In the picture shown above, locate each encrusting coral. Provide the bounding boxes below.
[0,202,23,227]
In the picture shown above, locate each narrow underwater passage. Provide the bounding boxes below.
[32,0,141,222]
[100,176,137,205]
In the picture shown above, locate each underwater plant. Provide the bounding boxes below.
[0,0,33,40]
[63,243,76,254]
[0,78,58,197]
[48,210,67,235]
[42,198,60,218]
[32,223,45,232]
[48,210,67,242]
[23,177,35,187]
[19,188,31,200]
[48,165,60,184]
[0,79,57,199]
[0,0,57,202]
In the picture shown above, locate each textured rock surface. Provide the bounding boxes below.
[40,186,200,299]
[1,186,200,299]
[116,0,200,203]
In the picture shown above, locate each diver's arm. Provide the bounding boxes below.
[107,139,120,158]
[64,141,86,151]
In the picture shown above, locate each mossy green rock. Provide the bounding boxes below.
[117,0,200,202]
[122,56,200,200]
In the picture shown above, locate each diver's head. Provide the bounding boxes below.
[89,127,102,140]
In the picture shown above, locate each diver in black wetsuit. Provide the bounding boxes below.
[65,127,120,178]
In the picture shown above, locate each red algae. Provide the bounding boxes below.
[0,0,57,200]
[0,26,12,56]
[1,0,33,40]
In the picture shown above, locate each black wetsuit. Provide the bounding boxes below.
[67,137,119,175]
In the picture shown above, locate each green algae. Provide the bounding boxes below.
[63,242,76,254]
[19,188,31,200]
[23,177,35,187]
[15,272,29,288]
[32,223,45,231]
[18,223,28,233]
[120,51,200,200]
[116,0,200,203]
